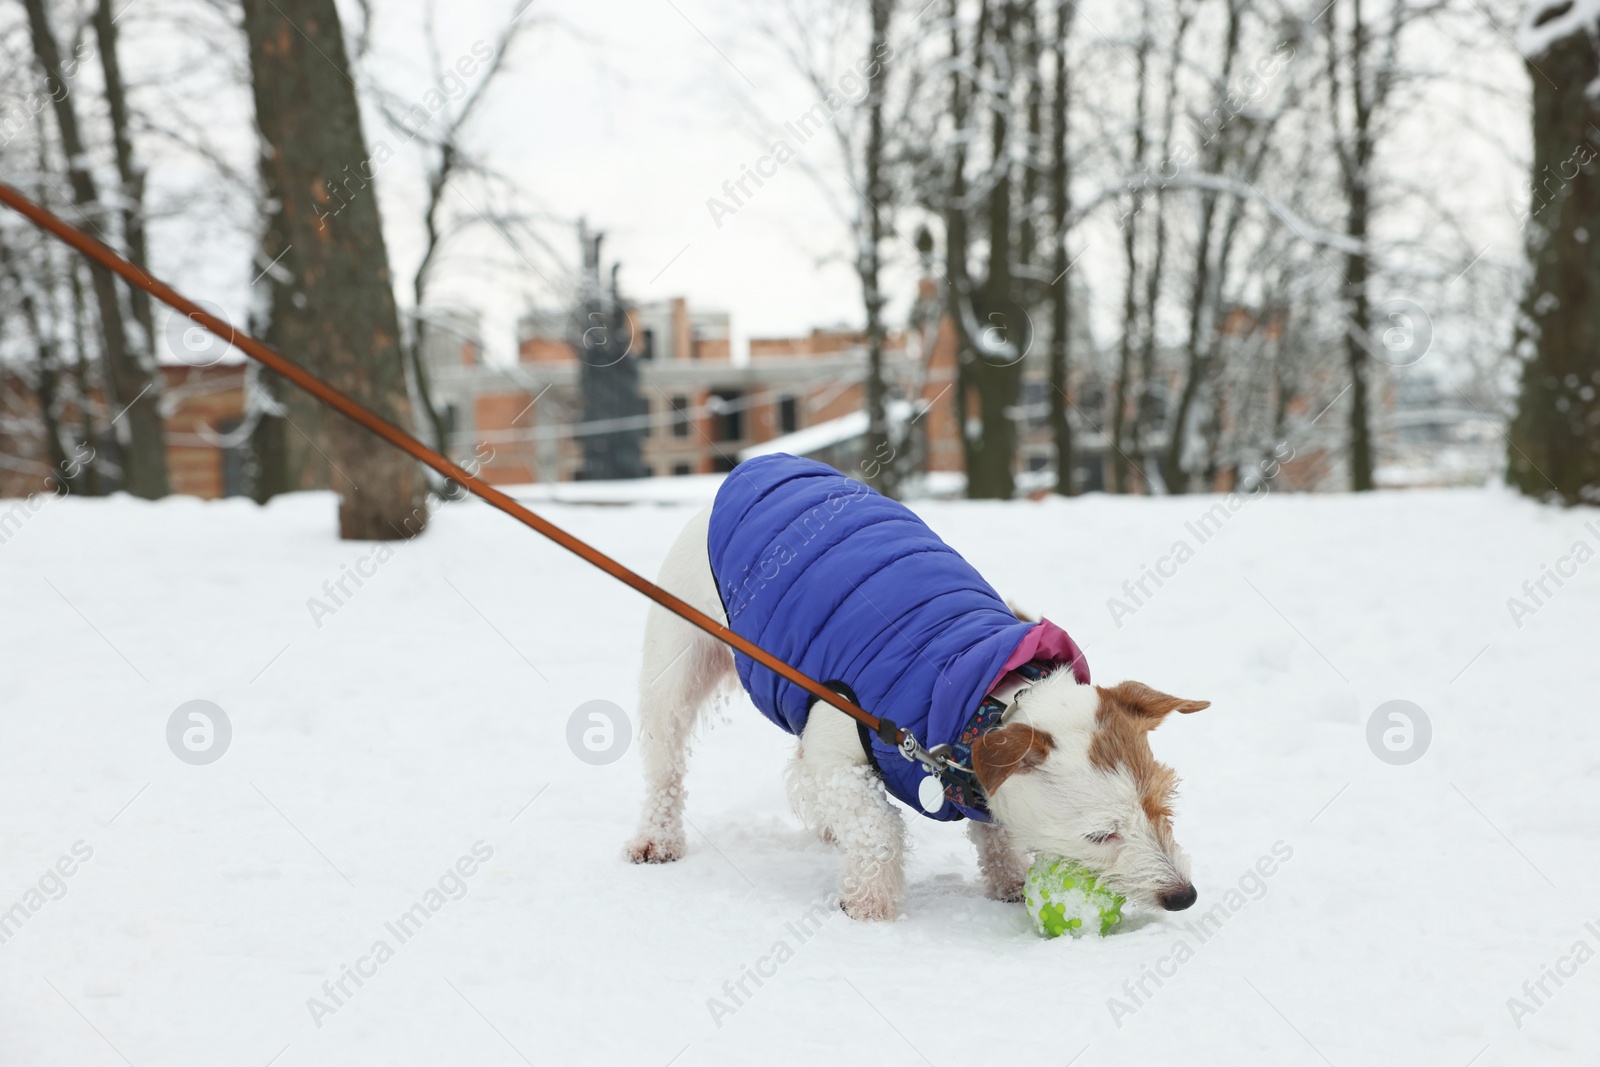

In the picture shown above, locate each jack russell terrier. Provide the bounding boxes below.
[626,454,1206,921]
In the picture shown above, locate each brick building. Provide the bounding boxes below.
[1,278,1130,499]
[0,363,249,499]
[429,296,944,484]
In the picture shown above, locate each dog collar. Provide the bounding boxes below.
[919,659,1061,818]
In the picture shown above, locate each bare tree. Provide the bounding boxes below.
[1508,1,1600,504]
[21,0,169,499]
[862,0,895,494]
[373,2,535,459]
[748,0,903,493]
[240,0,427,539]
[1048,0,1076,495]
[1111,1,1153,494]
[1322,0,1453,490]
[960,0,1031,500]
[92,0,156,363]
[1130,1,1193,491]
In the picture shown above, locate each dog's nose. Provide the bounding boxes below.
[1159,884,1198,911]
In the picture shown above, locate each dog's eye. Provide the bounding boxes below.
[1085,830,1121,845]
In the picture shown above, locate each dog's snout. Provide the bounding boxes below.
[1159,884,1198,911]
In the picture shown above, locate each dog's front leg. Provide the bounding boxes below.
[968,820,1028,902]
[818,764,907,921]
[793,713,906,921]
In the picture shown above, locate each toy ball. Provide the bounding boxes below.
[1024,857,1125,938]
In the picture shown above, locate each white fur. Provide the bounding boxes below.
[626,507,1197,919]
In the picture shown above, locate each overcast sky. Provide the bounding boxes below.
[369,0,883,360]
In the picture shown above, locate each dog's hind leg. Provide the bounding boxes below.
[968,820,1028,902]
[626,506,733,864]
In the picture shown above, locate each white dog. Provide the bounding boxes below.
[625,493,1208,922]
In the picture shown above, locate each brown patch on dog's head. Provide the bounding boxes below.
[970,723,1055,794]
[1090,682,1209,836]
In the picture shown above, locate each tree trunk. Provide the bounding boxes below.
[1049,0,1076,495]
[0,239,73,487]
[946,0,978,482]
[93,0,156,354]
[1508,25,1600,504]
[1342,0,1376,491]
[246,156,295,504]
[241,0,427,539]
[863,0,895,495]
[1112,6,1151,494]
[967,0,1022,500]
[407,155,454,459]
[23,0,168,499]
[67,259,104,496]
[1161,0,1239,495]
[1133,4,1190,492]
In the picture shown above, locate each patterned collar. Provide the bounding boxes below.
[932,659,1060,819]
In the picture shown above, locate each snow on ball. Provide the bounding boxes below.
[1024,857,1125,938]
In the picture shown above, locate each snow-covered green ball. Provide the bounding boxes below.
[1024,857,1125,938]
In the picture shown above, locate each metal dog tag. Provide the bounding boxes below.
[918,774,946,813]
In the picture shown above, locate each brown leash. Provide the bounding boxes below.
[0,181,929,757]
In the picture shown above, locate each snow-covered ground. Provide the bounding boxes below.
[2,483,1597,1066]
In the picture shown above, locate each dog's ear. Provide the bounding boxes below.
[971,723,1054,794]
[1097,681,1209,728]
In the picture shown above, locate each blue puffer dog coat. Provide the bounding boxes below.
[708,454,1089,821]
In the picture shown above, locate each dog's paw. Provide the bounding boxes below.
[839,891,901,922]
[625,835,685,864]
[985,878,1025,903]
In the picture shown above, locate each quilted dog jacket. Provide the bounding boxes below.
[707,454,1089,821]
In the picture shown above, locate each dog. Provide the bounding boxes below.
[625,454,1206,921]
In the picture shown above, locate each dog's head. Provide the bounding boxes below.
[973,675,1207,911]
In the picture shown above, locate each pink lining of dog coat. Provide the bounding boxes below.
[992,619,1091,690]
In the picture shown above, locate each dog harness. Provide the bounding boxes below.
[707,454,1091,822]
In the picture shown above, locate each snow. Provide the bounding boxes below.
[737,401,913,461]
[503,474,723,506]
[2,485,1598,1065]
[738,410,871,461]
[1518,0,1600,61]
